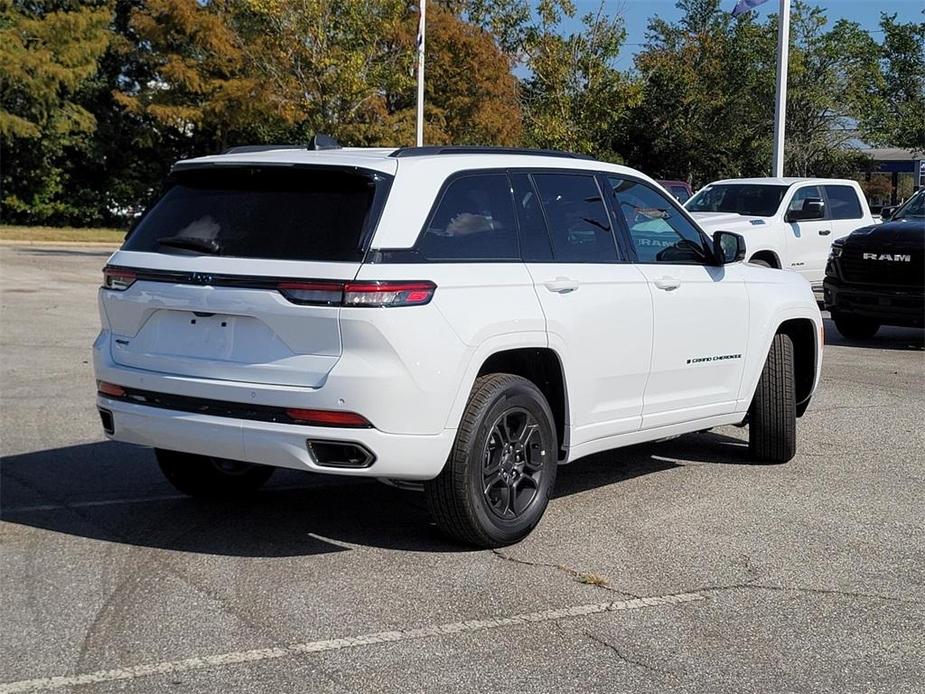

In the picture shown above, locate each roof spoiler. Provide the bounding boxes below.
[222,134,341,155]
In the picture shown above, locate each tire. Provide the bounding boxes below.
[155,449,274,499]
[748,333,797,463]
[424,374,558,548]
[831,311,880,339]
[749,257,772,268]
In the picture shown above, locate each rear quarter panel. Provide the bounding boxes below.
[351,263,547,435]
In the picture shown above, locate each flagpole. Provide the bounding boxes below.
[415,0,426,147]
[771,0,790,177]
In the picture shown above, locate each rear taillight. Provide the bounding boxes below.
[343,281,436,307]
[277,281,345,306]
[102,266,136,291]
[285,408,372,428]
[277,280,435,307]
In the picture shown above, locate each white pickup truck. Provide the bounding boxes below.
[685,178,876,289]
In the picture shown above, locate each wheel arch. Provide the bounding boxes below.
[776,317,818,417]
[475,347,570,461]
[749,249,782,268]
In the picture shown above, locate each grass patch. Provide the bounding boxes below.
[575,572,609,587]
[0,225,125,243]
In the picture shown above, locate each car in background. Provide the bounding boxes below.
[823,188,924,338]
[658,180,694,203]
[685,178,876,289]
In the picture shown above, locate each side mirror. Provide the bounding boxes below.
[880,206,896,221]
[712,231,746,265]
[785,198,825,222]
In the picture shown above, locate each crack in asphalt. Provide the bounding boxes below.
[491,549,641,598]
[492,547,921,608]
[695,582,922,605]
[581,629,676,678]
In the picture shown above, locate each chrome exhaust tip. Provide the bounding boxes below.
[306,439,376,469]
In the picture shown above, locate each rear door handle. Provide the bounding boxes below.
[818,229,831,236]
[653,277,681,291]
[543,277,579,294]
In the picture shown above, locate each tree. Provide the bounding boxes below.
[115,0,271,153]
[520,0,638,160]
[853,13,925,153]
[396,4,522,146]
[782,3,876,176]
[622,0,878,184]
[0,0,112,223]
[231,0,411,145]
[621,0,776,183]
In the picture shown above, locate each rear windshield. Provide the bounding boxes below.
[685,184,788,217]
[667,185,691,203]
[123,167,388,261]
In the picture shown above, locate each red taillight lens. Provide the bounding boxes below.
[97,381,126,398]
[343,281,436,307]
[284,408,372,428]
[102,266,136,291]
[277,280,435,307]
[277,281,345,306]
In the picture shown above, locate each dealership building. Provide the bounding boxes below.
[857,147,924,210]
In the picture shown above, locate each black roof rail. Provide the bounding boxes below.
[223,134,341,155]
[389,145,594,160]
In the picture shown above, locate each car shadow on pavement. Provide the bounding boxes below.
[823,318,924,351]
[0,431,756,557]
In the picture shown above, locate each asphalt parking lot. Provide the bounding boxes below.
[1,243,923,694]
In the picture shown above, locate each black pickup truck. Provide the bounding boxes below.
[823,189,924,339]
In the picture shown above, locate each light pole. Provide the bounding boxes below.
[771,0,790,177]
[415,0,426,147]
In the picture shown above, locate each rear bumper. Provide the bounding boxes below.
[823,278,924,327]
[97,395,455,480]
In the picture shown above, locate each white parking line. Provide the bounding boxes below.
[0,592,705,693]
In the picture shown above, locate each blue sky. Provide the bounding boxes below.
[559,0,924,67]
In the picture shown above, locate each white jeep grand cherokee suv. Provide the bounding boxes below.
[686,177,876,289]
[94,143,823,547]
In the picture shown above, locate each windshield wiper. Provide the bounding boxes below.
[157,236,221,254]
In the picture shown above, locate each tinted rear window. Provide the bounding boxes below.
[415,174,518,260]
[686,184,788,217]
[124,167,387,261]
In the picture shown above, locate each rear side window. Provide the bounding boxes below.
[416,174,518,260]
[824,185,863,220]
[532,173,618,262]
[124,167,385,262]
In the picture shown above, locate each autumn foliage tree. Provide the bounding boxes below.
[114,0,520,149]
[115,0,271,151]
[400,4,522,146]
[3,0,923,226]
[1,0,112,221]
